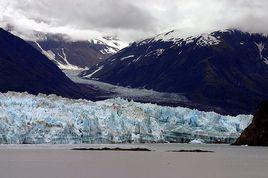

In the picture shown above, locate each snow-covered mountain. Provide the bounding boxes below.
[29,33,128,70]
[89,36,129,54]
[81,29,268,115]
[0,92,252,144]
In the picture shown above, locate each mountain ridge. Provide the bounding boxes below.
[28,32,128,70]
[81,29,268,115]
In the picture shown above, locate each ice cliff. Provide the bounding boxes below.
[0,92,252,144]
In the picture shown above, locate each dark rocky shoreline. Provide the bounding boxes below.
[234,101,268,146]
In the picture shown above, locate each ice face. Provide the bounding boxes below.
[0,92,252,144]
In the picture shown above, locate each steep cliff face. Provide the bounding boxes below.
[234,101,268,146]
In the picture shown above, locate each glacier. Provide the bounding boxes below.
[0,92,252,144]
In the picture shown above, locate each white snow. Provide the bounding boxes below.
[150,30,221,47]
[84,66,104,79]
[185,37,194,45]
[196,34,221,46]
[154,48,165,56]
[100,48,117,54]
[0,92,252,144]
[120,55,135,61]
[153,30,186,42]
[34,41,56,61]
[57,48,84,70]
[264,59,268,65]
[189,139,204,144]
[35,42,85,70]
[132,55,142,62]
[255,42,268,65]
[144,49,165,57]
[90,36,128,54]
[256,43,265,57]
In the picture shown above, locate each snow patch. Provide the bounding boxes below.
[34,41,56,60]
[35,42,84,70]
[84,66,104,78]
[149,30,221,47]
[255,42,268,65]
[57,48,84,70]
[196,34,221,46]
[120,55,135,61]
[90,36,128,54]
[100,48,117,54]
[145,49,165,57]
[133,56,142,62]
[264,59,268,65]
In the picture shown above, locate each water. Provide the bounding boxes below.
[0,144,267,178]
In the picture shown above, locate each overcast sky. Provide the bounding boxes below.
[0,0,268,42]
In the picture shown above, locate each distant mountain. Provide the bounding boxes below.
[81,29,268,115]
[0,28,86,98]
[28,33,128,70]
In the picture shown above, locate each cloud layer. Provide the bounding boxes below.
[1,0,268,41]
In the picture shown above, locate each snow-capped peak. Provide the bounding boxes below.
[150,29,221,47]
[196,33,221,46]
[26,32,128,71]
[90,36,129,54]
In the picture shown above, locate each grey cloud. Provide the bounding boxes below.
[9,0,155,30]
[1,0,268,42]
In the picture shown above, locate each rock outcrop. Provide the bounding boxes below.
[234,101,268,146]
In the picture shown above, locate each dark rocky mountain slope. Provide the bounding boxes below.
[28,33,128,70]
[0,28,90,98]
[234,101,268,146]
[81,29,268,115]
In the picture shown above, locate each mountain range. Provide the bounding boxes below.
[1,26,268,115]
[28,33,128,70]
[81,29,268,115]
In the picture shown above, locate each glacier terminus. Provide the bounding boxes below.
[0,92,252,144]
